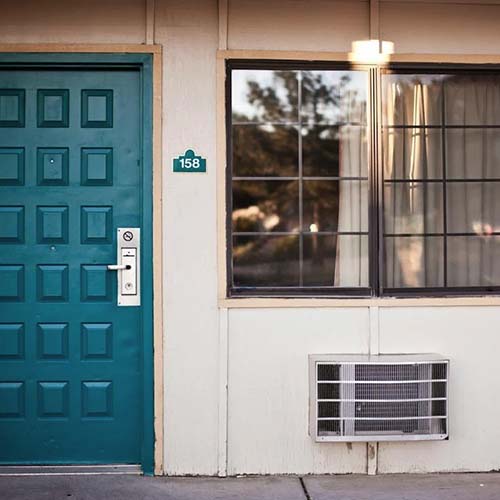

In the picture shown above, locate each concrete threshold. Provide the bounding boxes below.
[0,464,141,476]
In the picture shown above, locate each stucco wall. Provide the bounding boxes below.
[378,307,500,473]
[380,1,500,54]
[227,305,500,474]
[156,0,220,476]
[227,0,369,52]
[2,0,500,476]
[227,308,369,475]
[0,0,146,44]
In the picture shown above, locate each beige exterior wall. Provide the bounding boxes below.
[378,307,500,473]
[0,0,147,44]
[227,308,369,475]
[2,0,500,476]
[155,0,220,476]
[381,1,500,54]
[227,1,369,52]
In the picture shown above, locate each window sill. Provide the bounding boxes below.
[218,295,500,309]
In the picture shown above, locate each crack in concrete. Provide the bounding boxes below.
[299,477,312,500]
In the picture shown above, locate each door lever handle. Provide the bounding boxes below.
[107,264,131,271]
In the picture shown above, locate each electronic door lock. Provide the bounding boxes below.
[111,228,141,306]
[120,247,137,296]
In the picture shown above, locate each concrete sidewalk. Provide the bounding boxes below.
[1,473,500,500]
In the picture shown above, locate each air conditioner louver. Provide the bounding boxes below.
[309,354,449,442]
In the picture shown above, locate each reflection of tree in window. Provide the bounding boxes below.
[231,68,368,289]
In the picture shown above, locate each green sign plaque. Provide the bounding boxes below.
[173,149,206,173]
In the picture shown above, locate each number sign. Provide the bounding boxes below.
[173,149,206,173]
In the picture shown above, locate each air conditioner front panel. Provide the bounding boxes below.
[309,354,449,442]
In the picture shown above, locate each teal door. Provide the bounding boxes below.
[0,63,151,467]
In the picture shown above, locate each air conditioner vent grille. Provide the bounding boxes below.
[310,355,449,442]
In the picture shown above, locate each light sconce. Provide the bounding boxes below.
[349,39,395,64]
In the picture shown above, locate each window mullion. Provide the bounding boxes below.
[371,66,383,296]
[298,71,304,288]
[441,80,448,288]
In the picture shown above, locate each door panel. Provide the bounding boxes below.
[0,68,144,464]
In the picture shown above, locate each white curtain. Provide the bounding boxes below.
[446,77,500,286]
[384,75,500,288]
[335,89,369,286]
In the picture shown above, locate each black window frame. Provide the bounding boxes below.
[380,63,500,297]
[226,59,500,298]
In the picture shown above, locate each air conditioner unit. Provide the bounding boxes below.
[309,354,449,442]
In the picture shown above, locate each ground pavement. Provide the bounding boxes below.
[1,472,500,499]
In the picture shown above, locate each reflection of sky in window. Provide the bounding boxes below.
[302,70,367,124]
[232,70,298,122]
[232,69,367,125]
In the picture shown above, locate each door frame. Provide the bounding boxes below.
[0,46,163,476]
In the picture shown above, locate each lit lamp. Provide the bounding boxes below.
[349,39,395,64]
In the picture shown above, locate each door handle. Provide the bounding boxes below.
[107,264,131,271]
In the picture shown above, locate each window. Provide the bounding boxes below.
[227,61,500,297]
[382,70,500,294]
[228,62,371,295]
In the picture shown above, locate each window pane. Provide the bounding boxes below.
[301,70,367,125]
[445,75,500,126]
[447,182,500,234]
[447,236,500,286]
[232,125,298,177]
[382,74,444,126]
[384,236,444,288]
[302,234,337,286]
[303,125,367,178]
[381,71,500,292]
[232,180,299,232]
[232,70,298,123]
[230,66,370,293]
[383,128,442,180]
[384,183,443,234]
[446,129,500,179]
[303,180,368,233]
[303,234,368,287]
[233,235,299,287]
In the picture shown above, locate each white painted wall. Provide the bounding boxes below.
[227,308,369,475]
[227,305,500,474]
[227,0,369,52]
[155,0,221,476]
[380,1,500,54]
[378,307,500,473]
[0,0,147,44]
[2,0,500,476]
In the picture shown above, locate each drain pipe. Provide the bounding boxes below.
[367,442,379,476]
